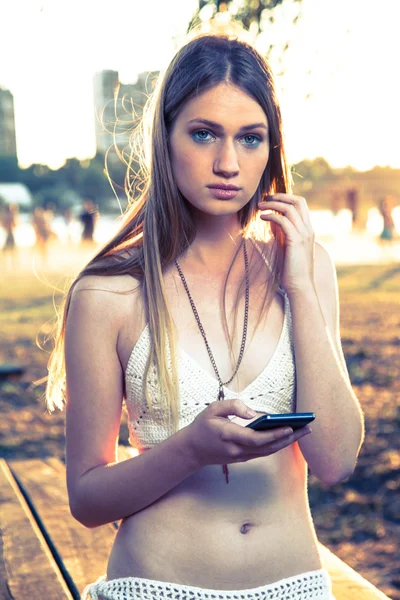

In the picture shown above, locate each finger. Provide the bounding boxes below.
[260,195,312,227]
[229,414,261,427]
[225,426,312,462]
[263,194,309,213]
[259,201,309,233]
[264,193,304,202]
[259,211,300,242]
[208,399,257,420]
[245,425,312,456]
[223,423,296,446]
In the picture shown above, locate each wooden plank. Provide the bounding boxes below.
[0,459,73,600]
[319,543,390,599]
[8,456,118,597]
[0,364,25,380]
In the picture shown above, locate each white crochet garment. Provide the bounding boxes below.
[125,288,296,452]
[82,569,335,600]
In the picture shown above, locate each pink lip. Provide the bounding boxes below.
[208,187,240,200]
[207,184,241,190]
[207,183,241,200]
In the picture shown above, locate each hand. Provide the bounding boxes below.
[183,399,312,468]
[258,194,315,296]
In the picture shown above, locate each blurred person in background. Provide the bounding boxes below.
[32,206,52,266]
[79,198,99,245]
[1,202,19,270]
[346,188,359,230]
[378,196,396,245]
[46,32,364,600]
[329,188,342,217]
[63,206,75,244]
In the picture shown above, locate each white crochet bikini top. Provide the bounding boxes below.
[124,286,296,451]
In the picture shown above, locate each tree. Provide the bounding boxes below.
[60,158,83,190]
[293,158,335,183]
[32,183,71,211]
[189,0,302,42]
[20,163,58,194]
[79,160,109,206]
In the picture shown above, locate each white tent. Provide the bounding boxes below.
[0,183,32,207]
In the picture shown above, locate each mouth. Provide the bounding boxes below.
[207,184,241,191]
[206,184,241,200]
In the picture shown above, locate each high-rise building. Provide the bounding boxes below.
[93,70,159,158]
[93,70,120,156]
[0,88,17,156]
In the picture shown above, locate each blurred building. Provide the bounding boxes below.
[93,70,119,156]
[93,70,159,159]
[0,88,17,156]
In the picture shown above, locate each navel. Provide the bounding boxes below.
[240,522,253,535]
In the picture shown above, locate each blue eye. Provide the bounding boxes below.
[192,130,214,143]
[241,134,262,147]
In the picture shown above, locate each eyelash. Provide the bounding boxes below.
[191,130,263,148]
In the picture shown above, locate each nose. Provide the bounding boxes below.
[213,140,239,178]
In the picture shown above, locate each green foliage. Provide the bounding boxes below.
[79,160,108,201]
[293,157,334,182]
[0,154,125,212]
[291,159,400,213]
[32,184,69,210]
[20,163,58,194]
[190,0,302,36]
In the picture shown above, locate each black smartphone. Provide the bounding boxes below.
[245,412,315,431]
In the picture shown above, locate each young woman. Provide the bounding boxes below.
[47,33,364,600]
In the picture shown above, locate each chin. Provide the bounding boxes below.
[187,198,250,217]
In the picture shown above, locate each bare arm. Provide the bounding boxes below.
[290,242,364,484]
[259,194,364,485]
[65,277,204,528]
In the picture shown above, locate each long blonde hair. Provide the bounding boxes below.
[46,33,291,431]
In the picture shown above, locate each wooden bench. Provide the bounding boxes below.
[0,448,390,600]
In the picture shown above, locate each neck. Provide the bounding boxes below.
[186,213,244,270]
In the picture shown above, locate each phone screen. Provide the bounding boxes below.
[245,412,315,431]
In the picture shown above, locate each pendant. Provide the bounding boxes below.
[222,464,230,484]
[218,384,229,483]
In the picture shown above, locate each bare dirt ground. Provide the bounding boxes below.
[0,262,399,599]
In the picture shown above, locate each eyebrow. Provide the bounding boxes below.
[188,118,268,132]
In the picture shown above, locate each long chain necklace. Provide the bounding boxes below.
[175,241,250,483]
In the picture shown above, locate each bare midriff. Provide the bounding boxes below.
[107,442,322,589]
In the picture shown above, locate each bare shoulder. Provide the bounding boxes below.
[73,272,141,295]
[71,273,143,323]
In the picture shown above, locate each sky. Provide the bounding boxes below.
[0,0,399,171]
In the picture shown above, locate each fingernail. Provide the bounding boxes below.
[247,409,257,417]
[283,428,293,435]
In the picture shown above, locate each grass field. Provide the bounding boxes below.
[0,261,399,598]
